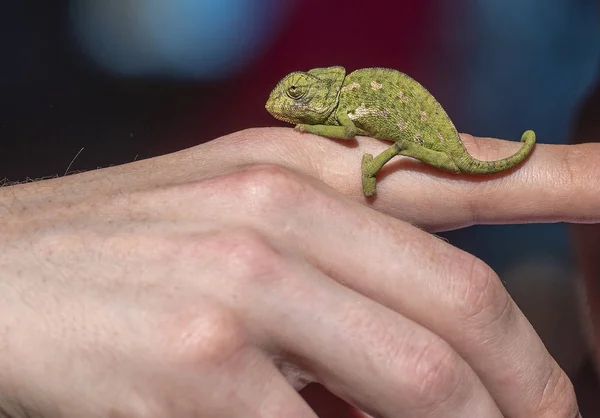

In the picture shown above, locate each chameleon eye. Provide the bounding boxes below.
[286,85,305,99]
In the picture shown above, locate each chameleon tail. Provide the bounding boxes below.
[453,130,536,174]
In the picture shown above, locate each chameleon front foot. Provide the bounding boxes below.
[294,124,308,133]
[361,153,378,197]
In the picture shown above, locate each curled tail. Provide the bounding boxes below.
[453,130,536,174]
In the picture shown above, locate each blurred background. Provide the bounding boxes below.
[2,0,600,408]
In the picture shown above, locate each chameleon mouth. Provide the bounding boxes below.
[267,111,295,125]
[265,102,297,125]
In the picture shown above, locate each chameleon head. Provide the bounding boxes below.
[265,66,346,125]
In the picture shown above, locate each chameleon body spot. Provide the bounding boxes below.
[349,103,369,119]
[265,66,537,197]
[341,82,361,92]
[370,81,383,90]
[349,103,388,120]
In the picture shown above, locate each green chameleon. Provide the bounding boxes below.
[265,66,536,196]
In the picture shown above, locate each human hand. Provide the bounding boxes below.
[1,127,594,417]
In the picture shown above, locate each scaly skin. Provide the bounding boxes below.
[265,66,536,196]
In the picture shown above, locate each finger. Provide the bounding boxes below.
[322,215,579,418]
[168,168,579,417]
[17,127,599,230]
[173,345,320,418]
[189,127,600,230]
[225,350,320,418]
[197,232,503,418]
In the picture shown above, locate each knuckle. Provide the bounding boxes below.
[535,365,579,417]
[158,299,247,369]
[223,164,319,211]
[204,228,285,287]
[407,338,465,408]
[346,309,468,410]
[452,256,511,326]
[558,147,579,194]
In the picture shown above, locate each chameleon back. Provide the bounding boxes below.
[340,68,463,154]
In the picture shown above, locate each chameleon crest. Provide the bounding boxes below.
[266,66,536,197]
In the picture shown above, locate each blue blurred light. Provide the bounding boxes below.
[462,0,600,144]
[70,0,287,80]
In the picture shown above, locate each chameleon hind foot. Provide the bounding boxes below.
[361,141,409,196]
[361,153,378,196]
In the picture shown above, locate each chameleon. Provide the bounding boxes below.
[265,66,536,196]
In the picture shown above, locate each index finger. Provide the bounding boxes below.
[205,127,600,231]
[10,127,597,232]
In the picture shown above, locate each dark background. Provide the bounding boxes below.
[2,0,600,405]
[2,1,598,270]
